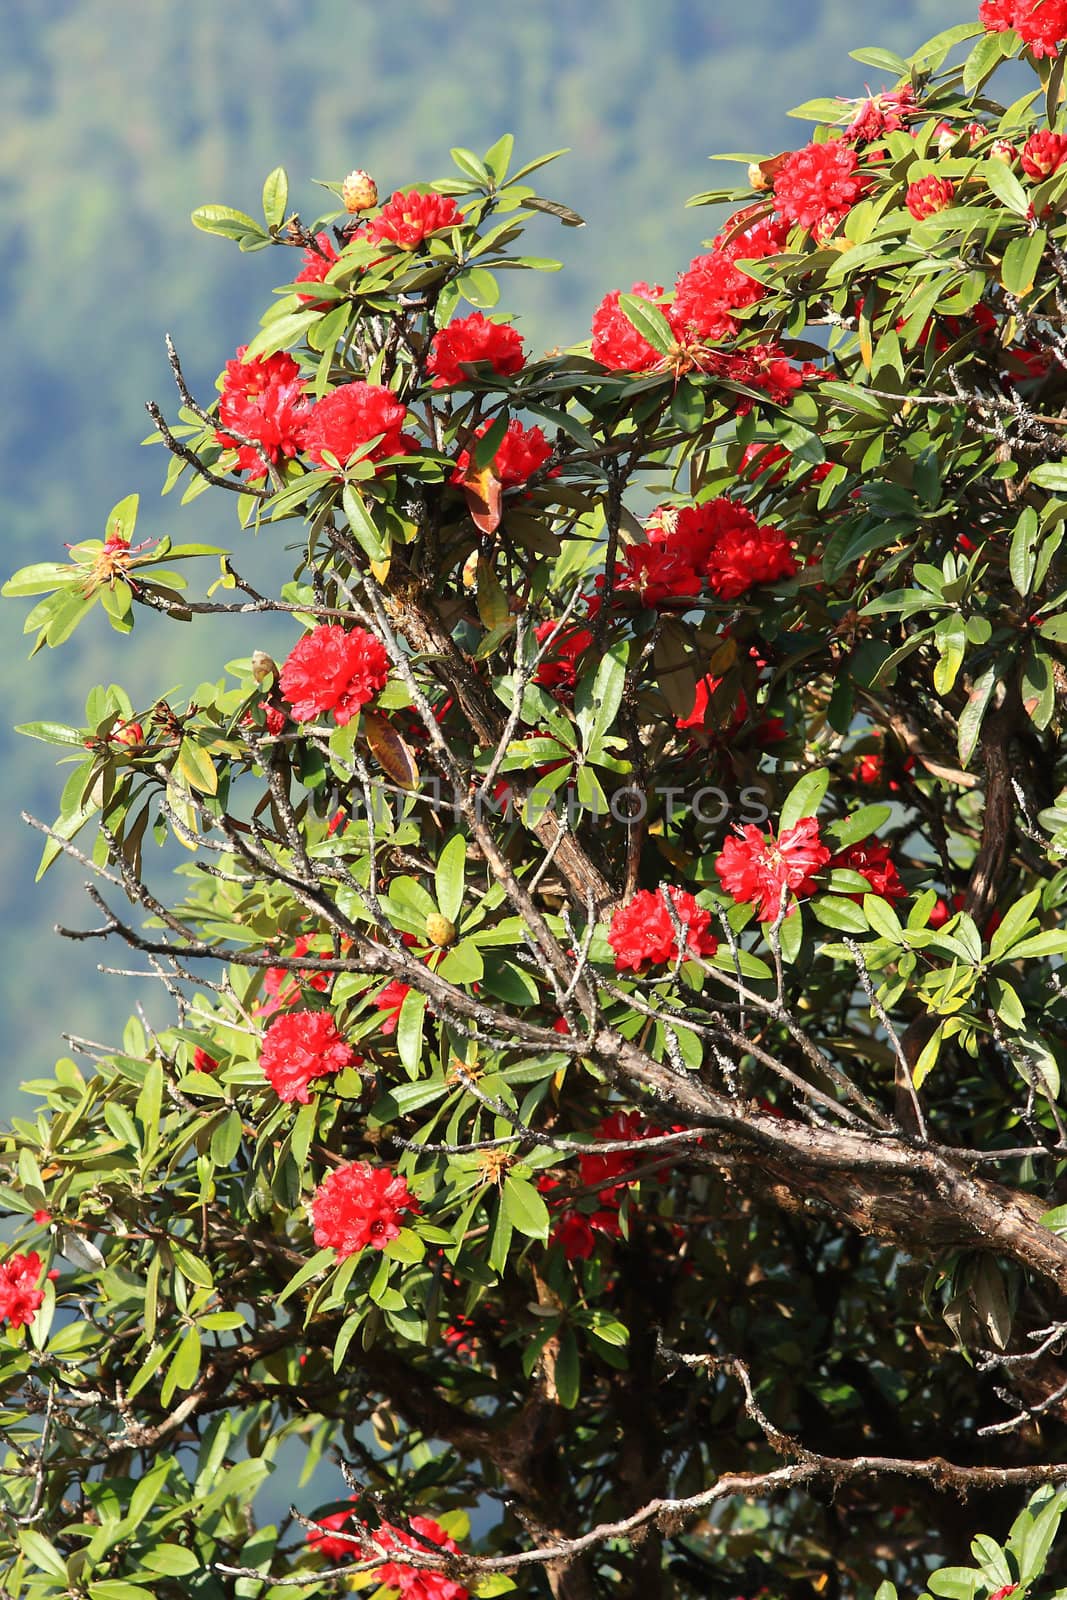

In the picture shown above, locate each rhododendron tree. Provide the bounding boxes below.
[15,13,1067,1597]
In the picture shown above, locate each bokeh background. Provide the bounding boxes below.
[2,0,965,1116]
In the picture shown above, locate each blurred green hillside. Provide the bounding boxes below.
[2,0,962,1101]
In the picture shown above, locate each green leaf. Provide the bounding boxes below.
[89,1586,161,1600]
[141,1545,201,1577]
[191,202,262,240]
[1002,228,1046,296]
[482,133,515,185]
[616,292,675,356]
[262,166,289,229]
[958,667,997,768]
[435,833,468,924]
[990,886,1042,960]
[913,1023,946,1091]
[397,988,427,1078]
[864,893,904,943]
[962,29,1014,96]
[501,1175,551,1239]
[984,159,1030,218]
[14,720,87,747]
[452,146,491,185]
[18,1529,67,1579]
[779,768,830,831]
[1029,462,1067,492]
[1003,930,1067,959]
[456,266,500,308]
[175,738,219,796]
[1010,506,1040,596]
[342,483,389,562]
[278,1247,334,1305]
[383,1227,426,1264]
[825,805,892,852]
[576,639,627,752]
[242,309,321,362]
[811,895,868,935]
[849,45,909,75]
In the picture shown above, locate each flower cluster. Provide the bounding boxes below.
[450,418,552,489]
[426,313,526,388]
[303,381,416,472]
[716,817,832,921]
[215,347,311,477]
[312,1161,419,1258]
[280,624,390,726]
[0,1252,44,1329]
[772,139,870,235]
[980,0,1067,57]
[906,175,955,220]
[364,189,463,249]
[607,886,719,972]
[258,1010,356,1103]
[615,497,797,607]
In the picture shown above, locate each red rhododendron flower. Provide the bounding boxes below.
[426,313,526,388]
[303,382,416,472]
[716,817,832,921]
[533,619,594,696]
[672,213,789,343]
[450,419,552,488]
[364,190,463,249]
[192,1046,218,1074]
[1022,129,1067,179]
[552,1210,596,1260]
[216,347,311,478]
[711,343,817,410]
[703,521,798,600]
[591,282,669,371]
[981,0,1067,56]
[832,839,907,903]
[579,1109,658,1199]
[0,1252,44,1329]
[740,442,833,485]
[676,674,749,736]
[607,886,719,971]
[374,978,411,1034]
[374,1516,469,1600]
[845,85,918,143]
[615,542,701,607]
[307,1502,363,1562]
[293,232,340,302]
[259,1010,355,1103]
[773,140,869,232]
[33,1209,52,1225]
[280,625,390,726]
[906,175,956,220]
[312,1161,419,1258]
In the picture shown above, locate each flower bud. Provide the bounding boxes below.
[112,720,145,749]
[748,162,769,192]
[252,650,279,685]
[342,169,378,213]
[989,139,1017,165]
[425,912,457,947]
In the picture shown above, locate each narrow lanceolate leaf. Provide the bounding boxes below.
[342,483,389,562]
[957,667,998,768]
[242,309,321,362]
[616,293,675,356]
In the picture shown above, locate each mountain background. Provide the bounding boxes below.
[2,0,964,1112]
